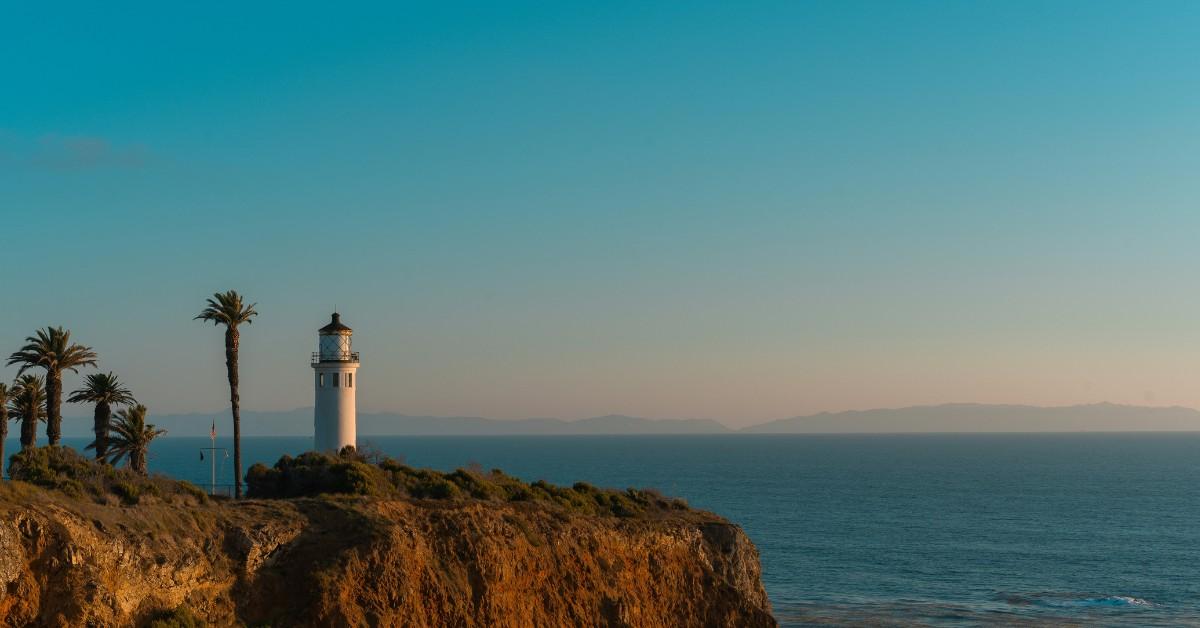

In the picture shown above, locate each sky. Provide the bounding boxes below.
[3,1,1200,427]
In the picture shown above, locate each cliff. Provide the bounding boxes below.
[0,482,774,627]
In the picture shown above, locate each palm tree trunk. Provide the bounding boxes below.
[45,370,62,446]
[20,417,35,451]
[0,408,7,478]
[93,401,111,461]
[225,327,243,498]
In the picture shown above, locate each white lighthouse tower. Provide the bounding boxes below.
[312,312,360,452]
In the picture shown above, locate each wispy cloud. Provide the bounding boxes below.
[0,131,151,170]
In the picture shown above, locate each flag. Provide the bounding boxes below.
[200,451,204,461]
[210,419,217,439]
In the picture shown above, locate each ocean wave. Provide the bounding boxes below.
[1004,592,1152,609]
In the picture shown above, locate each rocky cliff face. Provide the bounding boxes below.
[0,484,774,627]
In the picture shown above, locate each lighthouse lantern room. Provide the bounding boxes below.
[312,312,360,452]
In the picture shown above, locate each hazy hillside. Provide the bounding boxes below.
[59,410,730,437]
[741,403,1200,433]
[357,413,731,436]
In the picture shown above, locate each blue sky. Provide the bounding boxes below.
[3,2,1200,425]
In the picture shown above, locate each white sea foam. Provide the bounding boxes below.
[1083,596,1152,607]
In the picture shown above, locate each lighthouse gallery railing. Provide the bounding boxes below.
[312,351,360,363]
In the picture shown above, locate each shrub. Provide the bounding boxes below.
[147,606,206,628]
[446,469,501,500]
[410,476,460,499]
[113,481,142,505]
[245,451,397,499]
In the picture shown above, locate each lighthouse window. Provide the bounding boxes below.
[332,373,339,387]
[318,373,325,387]
[347,373,353,388]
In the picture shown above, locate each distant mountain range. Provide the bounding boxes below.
[740,402,1200,433]
[56,402,1200,438]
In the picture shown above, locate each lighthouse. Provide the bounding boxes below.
[312,312,360,452]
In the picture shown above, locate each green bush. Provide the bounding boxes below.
[445,469,501,500]
[113,481,142,505]
[147,605,207,628]
[246,451,400,498]
[409,476,460,499]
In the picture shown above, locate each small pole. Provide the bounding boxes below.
[210,427,216,495]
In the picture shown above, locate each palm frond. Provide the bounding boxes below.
[67,372,136,405]
[194,290,258,328]
[6,326,98,374]
[8,374,47,423]
[105,404,166,473]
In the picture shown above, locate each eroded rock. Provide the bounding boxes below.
[0,490,774,627]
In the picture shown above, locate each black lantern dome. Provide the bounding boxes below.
[319,312,352,335]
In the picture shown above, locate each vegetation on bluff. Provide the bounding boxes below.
[247,448,692,518]
[4,442,693,521]
[6,446,206,506]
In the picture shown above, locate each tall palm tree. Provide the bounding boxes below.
[68,372,136,462]
[9,375,47,451]
[195,291,258,498]
[7,327,98,446]
[0,383,12,475]
[105,404,166,475]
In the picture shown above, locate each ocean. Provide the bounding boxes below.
[16,433,1200,626]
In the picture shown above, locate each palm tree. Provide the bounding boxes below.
[0,383,12,475]
[68,372,136,462]
[7,327,98,446]
[9,375,47,451]
[195,291,258,498]
[105,404,166,475]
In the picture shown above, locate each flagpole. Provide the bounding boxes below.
[200,420,228,497]
[210,420,217,495]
